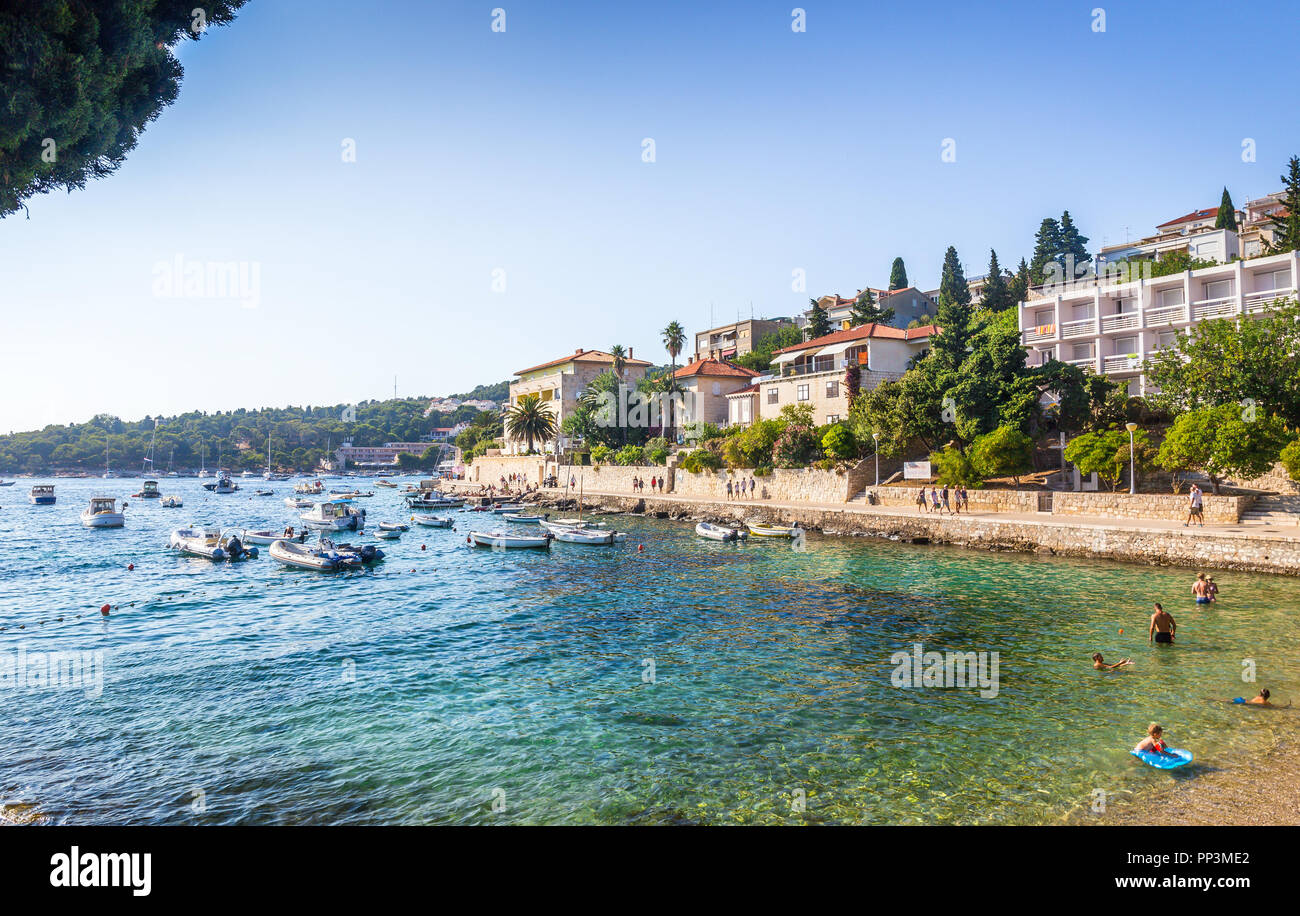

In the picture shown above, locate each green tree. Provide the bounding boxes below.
[1029,217,1063,285]
[980,249,1011,313]
[889,257,908,290]
[847,288,895,328]
[1266,156,1300,254]
[504,394,558,454]
[1006,257,1031,307]
[0,1,249,217]
[609,344,627,377]
[929,445,980,487]
[1064,427,1151,491]
[1058,210,1091,276]
[821,424,856,461]
[931,246,974,375]
[806,298,832,339]
[968,425,1035,485]
[1214,187,1237,231]
[1280,438,1300,482]
[1146,299,1300,427]
[1156,405,1290,494]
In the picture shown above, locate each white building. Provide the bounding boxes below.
[1019,251,1299,395]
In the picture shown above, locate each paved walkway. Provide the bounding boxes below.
[525,485,1300,543]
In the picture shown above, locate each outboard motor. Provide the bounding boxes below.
[225,535,245,559]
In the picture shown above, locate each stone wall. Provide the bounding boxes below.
[1051,491,1251,525]
[465,455,546,486]
[554,463,670,494]
[870,486,1042,513]
[673,466,849,503]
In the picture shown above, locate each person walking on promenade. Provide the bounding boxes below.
[726,479,733,500]
[748,477,755,498]
[1184,484,1204,527]
[1149,603,1176,645]
[960,487,969,512]
[916,489,928,513]
[941,485,952,515]
[930,487,941,512]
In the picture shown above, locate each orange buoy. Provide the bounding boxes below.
[1119,628,1124,635]
[100,604,111,616]
[127,563,134,571]
[637,544,644,552]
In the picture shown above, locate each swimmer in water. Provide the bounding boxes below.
[1192,573,1212,604]
[1134,723,1170,755]
[1149,603,1176,645]
[1092,652,1132,670]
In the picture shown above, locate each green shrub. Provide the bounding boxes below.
[821,424,857,462]
[614,444,644,466]
[647,447,669,466]
[929,446,980,487]
[968,425,1035,485]
[772,424,820,469]
[1281,438,1300,482]
[589,444,611,464]
[681,449,722,473]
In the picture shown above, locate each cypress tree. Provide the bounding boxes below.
[932,246,973,372]
[889,257,908,290]
[1006,258,1031,307]
[1214,187,1238,231]
[1029,218,1062,285]
[981,249,1010,313]
[806,298,832,339]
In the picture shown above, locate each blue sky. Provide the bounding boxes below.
[2,0,1297,432]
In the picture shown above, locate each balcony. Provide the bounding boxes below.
[1100,312,1140,333]
[1103,353,1143,374]
[1243,286,1297,314]
[1065,357,1096,372]
[1060,317,1095,339]
[1023,324,1056,344]
[1191,295,1239,321]
[1144,303,1186,326]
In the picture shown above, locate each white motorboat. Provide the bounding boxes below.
[406,492,463,509]
[269,539,361,571]
[294,481,325,495]
[547,517,608,528]
[541,521,618,544]
[168,526,259,560]
[204,475,238,494]
[503,512,547,524]
[321,537,385,565]
[696,522,746,541]
[29,485,56,505]
[329,488,373,498]
[132,480,161,499]
[375,528,402,540]
[491,503,526,514]
[300,499,366,531]
[375,479,398,488]
[239,470,255,479]
[747,522,802,538]
[468,531,551,549]
[81,496,125,528]
[161,495,184,508]
[377,522,409,531]
[243,529,308,546]
[0,480,15,487]
[412,514,453,528]
[284,496,313,509]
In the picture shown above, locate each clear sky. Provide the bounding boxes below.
[2,0,1297,433]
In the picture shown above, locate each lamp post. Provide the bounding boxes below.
[872,432,880,487]
[1125,422,1138,495]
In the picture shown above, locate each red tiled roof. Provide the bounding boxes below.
[514,348,651,377]
[1155,207,1219,229]
[673,357,761,380]
[774,323,937,356]
[725,383,761,396]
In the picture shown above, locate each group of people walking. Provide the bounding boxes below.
[915,485,969,515]
[632,475,664,494]
[725,477,757,500]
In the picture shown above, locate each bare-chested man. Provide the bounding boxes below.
[1149,602,1176,645]
[1192,573,1212,605]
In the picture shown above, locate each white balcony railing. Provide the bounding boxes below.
[1243,286,1297,314]
[1023,324,1056,344]
[1192,295,1239,321]
[1065,357,1096,372]
[1100,312,1139,333]
[1060,317,1095,339]
[1103,354,1142,373]
[1144,303,1186,326]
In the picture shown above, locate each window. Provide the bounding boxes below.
[1113,336,1137,354]
[796,384,809,401]
[1071,343,1093,360]
[767,388,779,405]
[1158,287,1184,307]
[711,382,722,396]
[825,380,839,398]
[1156,330,1178,350]
[826,415,841,425]
[1204,278,1232,300]
[1259,268,1292,292]
[1035,308,1054,326]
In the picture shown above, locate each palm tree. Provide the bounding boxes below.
[661,321,686,441]
[609,344,627,377]
[505,394,558,455]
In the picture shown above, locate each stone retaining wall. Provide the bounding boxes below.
[673,467,849,503]
[465,455,546,486]
[1051,491,1251,525]
[555,464,670,494]
[871,486,1042,513]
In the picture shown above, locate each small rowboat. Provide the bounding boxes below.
[413,515,453,528]
[254,489,274,496]
[696,522,746,541]
[468,531,551,549]
[548,518,607,528]
[284,496,313,509]
[169,526,259,560]
[541,521,617,544]
[747,522,801,538]
[491,504,526,514]
[503,512,547,524]
[375,528,402,540]
[160,495,184,508]
[378,522,409,531]
[244,529,308,546]
[375,479,398,488]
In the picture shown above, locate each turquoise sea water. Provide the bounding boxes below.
[2,477,1299,825]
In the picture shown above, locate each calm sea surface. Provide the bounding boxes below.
[2,476,1298,824]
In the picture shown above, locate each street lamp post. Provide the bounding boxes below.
[1125,422,1138,495]
[872,432,880,487]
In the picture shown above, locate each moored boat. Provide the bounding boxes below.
[168,526,259,560]
[696,522,746,541]
[412,514,453,528]
[375,479,398,488]
[468,530,551,549]
[284,496,313,509]
[323,537,384,565]
[541,521,618,544]
[161,495,184,508]
[0,480,15,487]
[747,522,801,538]
[243,528,308,546]
[377,522,409,531]
[491,503,526,514]
[133,480,161,499]
[269,538,360,571]
[81,496,125,527]
[503,512,547,524]
[29,485,56,505]
[375,527,402,540]
[300,499,366,531]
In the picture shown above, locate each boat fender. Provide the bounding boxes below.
[466,535,472,544]
[100,604,111,616]
[421,544,426,551]
[127,563,134,571]
[637,544,644,552]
